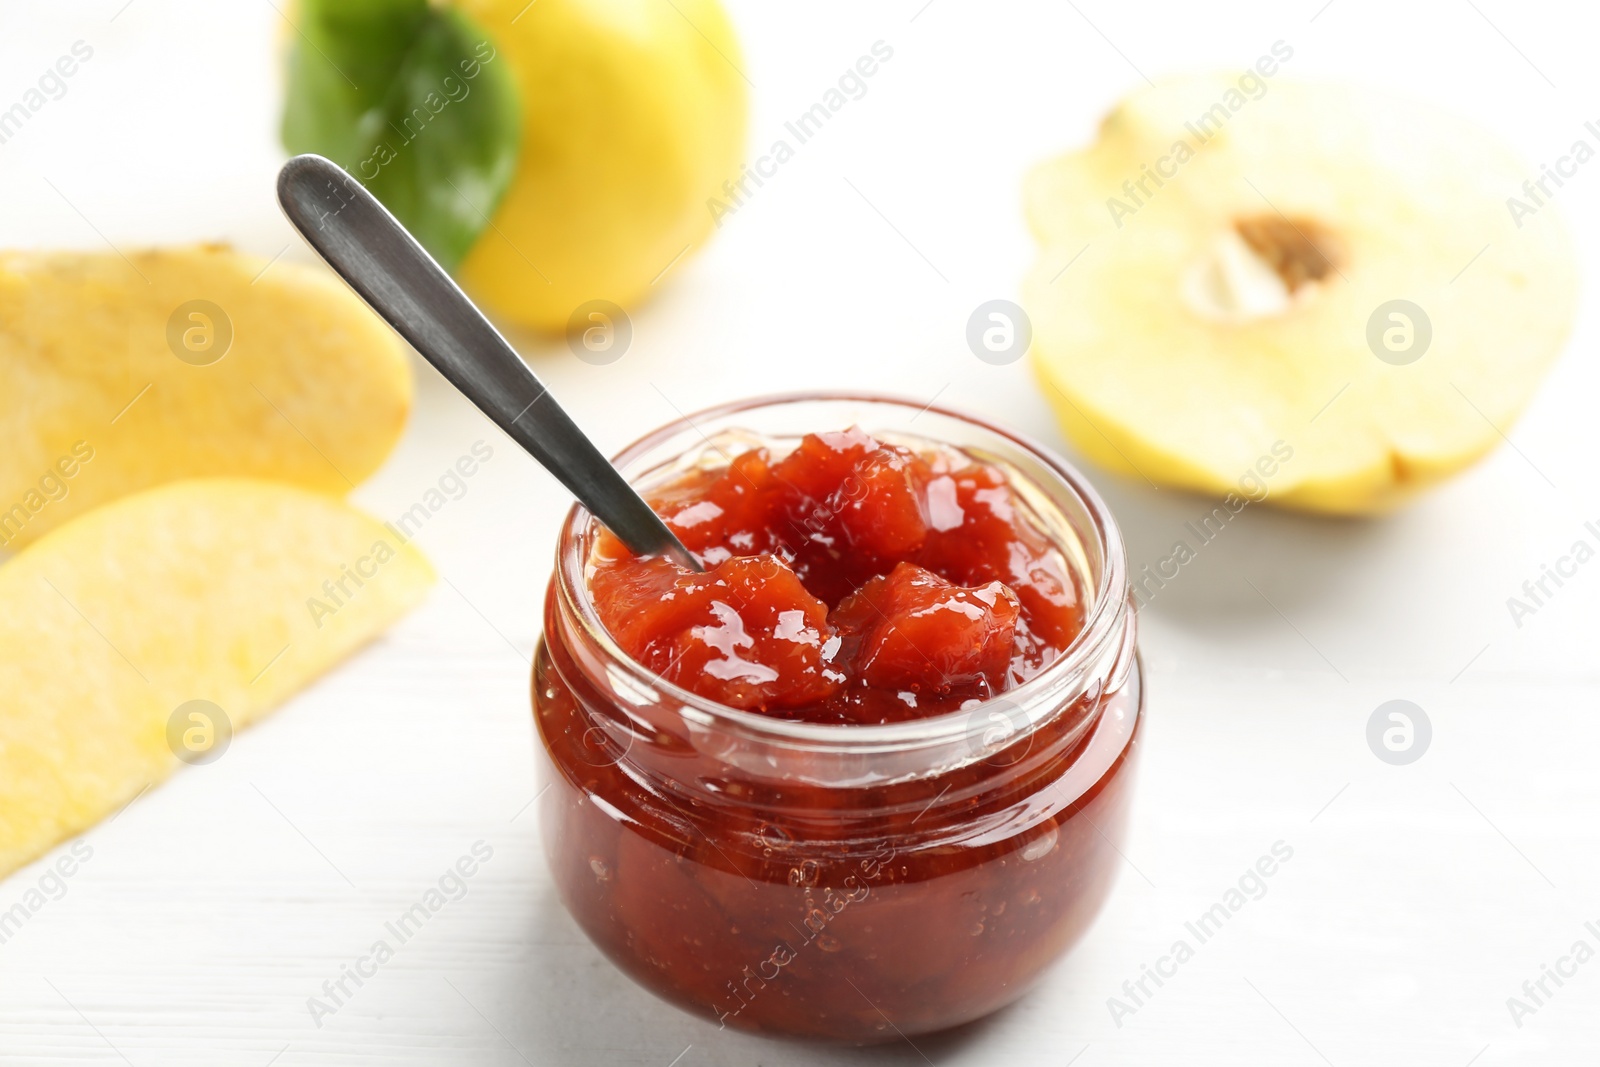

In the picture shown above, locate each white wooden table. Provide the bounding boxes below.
[3,1,1598,1063]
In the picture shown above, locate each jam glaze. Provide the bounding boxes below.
[588,427,1085,725]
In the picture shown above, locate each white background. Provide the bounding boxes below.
[2,0,1598,1063]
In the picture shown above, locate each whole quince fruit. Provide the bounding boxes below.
[283,0,747,333]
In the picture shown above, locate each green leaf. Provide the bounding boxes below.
[281,0,521,272]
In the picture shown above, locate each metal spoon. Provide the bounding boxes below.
[276,153,700,571]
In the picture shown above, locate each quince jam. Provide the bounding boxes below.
[589,427,1084,723]
[534,415,1142,1042]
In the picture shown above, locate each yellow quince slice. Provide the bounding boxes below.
[0,245,410,549]
[1024,76,1577,513]
[0,478,433,878]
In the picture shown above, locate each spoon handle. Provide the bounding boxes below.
[276,154,699,570]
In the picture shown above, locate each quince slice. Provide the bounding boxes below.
[1024,77,1577,513]
[0,245,411,549]
[0,478,433,878]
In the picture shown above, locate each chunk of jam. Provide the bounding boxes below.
[588,428,1084,723]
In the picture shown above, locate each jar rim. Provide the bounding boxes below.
[553,391,1131,754]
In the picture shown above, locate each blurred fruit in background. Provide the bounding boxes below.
[283,0,747,333]
[0,246,411,548]
[1024,75,1577,514]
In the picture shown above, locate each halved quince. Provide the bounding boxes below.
[0,478,433,878]
[1024,77,1577,513]
[0,245,410,549]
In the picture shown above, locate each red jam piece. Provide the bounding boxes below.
[590,428,1083,723]
[773,426,930,564]
[833,562,1020,692]
[916,461,1082,653]
[589,554,838,710]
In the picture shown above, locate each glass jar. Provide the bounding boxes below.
[532,394,1143,1043]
